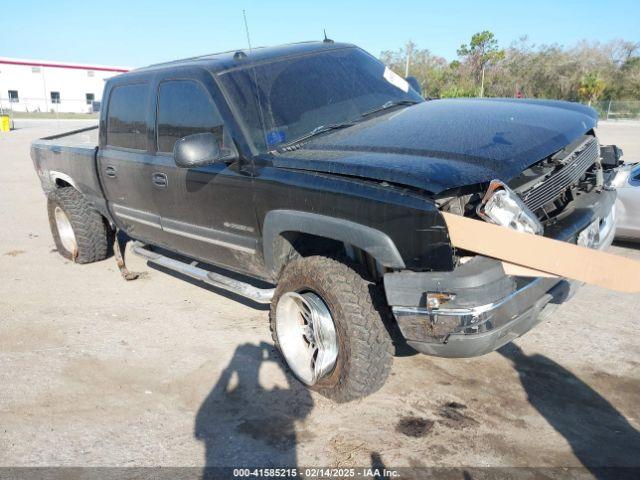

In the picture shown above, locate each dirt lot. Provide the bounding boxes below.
[1,119,639,474]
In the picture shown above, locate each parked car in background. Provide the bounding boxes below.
[612,162,640,241]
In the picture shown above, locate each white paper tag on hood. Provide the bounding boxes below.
[383,67,409,93]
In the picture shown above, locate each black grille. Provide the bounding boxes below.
[520,137,599,212]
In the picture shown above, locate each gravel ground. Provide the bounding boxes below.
[0,119,638,474]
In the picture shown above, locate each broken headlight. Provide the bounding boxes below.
[477,180,543,235]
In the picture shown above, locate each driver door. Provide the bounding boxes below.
[151,70,261,276]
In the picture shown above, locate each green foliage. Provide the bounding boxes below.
[440,86,477,98]
[457,30,505,80]
[578,73,606,105]
[380,33,640,101]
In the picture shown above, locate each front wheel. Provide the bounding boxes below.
[269,255,393,402]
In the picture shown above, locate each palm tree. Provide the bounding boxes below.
[578,73,606,106]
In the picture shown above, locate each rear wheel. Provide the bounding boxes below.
[47,187,109,263]
[270,255,393,402]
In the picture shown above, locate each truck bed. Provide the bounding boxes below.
[39,125,99,148]
[31,125,109,218]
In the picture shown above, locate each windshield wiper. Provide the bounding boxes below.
[275,122,355,151]
[361,100,420,118]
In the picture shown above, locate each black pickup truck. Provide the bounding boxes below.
[32,41,619,401]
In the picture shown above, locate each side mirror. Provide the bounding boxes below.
[406,76,423,97]
[173,132,230,168]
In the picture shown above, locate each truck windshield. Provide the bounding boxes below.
[218,47,423,151]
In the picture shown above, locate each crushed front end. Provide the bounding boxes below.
[384,134,620,357]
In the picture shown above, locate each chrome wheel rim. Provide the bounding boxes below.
[54,206,77,254]
[275,291,338,386]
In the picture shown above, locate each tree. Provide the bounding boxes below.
[578,73,606,106]
[380,35,639,102]
[611,40,640,66]
[380,42,448,97]
[457,31,505,96]
[619,57,640,99]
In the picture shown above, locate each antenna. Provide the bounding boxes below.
[323,29,333,43]
[242,10,253,52]
[240,10,268,150]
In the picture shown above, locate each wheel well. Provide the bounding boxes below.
[54,178,73,188]
[274,231,384,281]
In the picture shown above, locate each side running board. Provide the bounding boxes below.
[131,243,274,304]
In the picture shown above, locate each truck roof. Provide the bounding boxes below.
[129,40,355,76]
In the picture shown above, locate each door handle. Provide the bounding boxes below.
[152,172,168,188]
[105,165,117,178]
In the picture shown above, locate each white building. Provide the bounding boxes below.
[0,57,129,113]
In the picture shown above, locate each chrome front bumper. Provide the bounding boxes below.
[393,278,577,357]
[388,193,616,358]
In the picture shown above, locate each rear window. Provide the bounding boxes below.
[107,84,149,150]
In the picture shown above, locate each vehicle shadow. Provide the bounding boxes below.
[112,234,270,309]
[195,341,314,478]
[148,262,270,310]
[498,343,640,478]
[613,239,640,251]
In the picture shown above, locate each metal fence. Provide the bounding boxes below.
[590,100,640,120]
[2,95,637,120]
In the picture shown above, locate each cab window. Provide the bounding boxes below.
[156,80,228,154]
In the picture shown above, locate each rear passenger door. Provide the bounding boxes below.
[151,72,261,276]
[98,81,164,244]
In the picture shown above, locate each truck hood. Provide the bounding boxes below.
[272,98,598,194]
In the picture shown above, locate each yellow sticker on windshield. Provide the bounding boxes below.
[383,67,409,93]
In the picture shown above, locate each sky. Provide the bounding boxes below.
[3,0,639,68]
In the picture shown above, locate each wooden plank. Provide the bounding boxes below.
[501,262,558,278]
[442,212,640,293]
